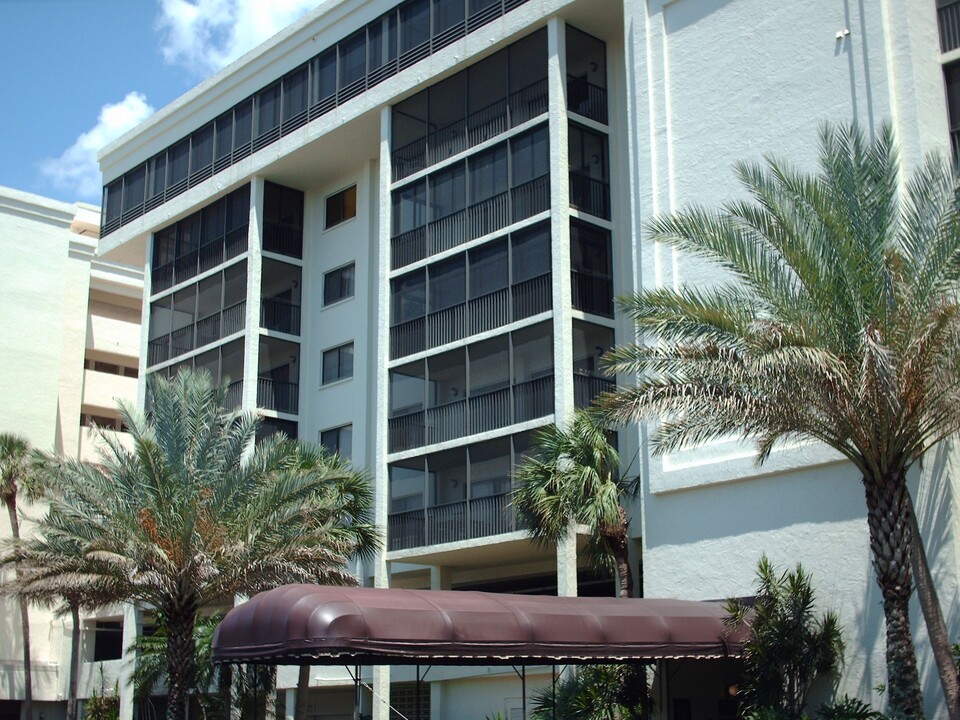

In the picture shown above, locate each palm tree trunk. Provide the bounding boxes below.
[601,507,633,598]
[67,603,81,720]
[905,492,960,720]
[863,475,924,720]
[6,497,33,720]
[294,665,310,720]
[165,610,198,720]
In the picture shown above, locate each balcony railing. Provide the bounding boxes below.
[262,220,303,259]
[567,76,608,125]
[941,0,960,53]
[257,378,299,415]
[390,273,551,360]
[151,227,248,295]
[147,299,246,367]
[260,298,301,335]
[225,380,243,411]
[388,374,554,452]
[569,171,611,220]
[571,271,613,317]
[573,373,614,409]
[392,78,549,181]
[387,491,518,551]
[391,174,550,270]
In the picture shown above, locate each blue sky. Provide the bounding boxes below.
[0,0,322,207]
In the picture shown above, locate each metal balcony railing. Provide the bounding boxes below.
[224,380,243,411]
[387,491,518,551]
[391,78,549,181]
[262,220,303,259]
[573,373,614,410]
[569,171,611,220]
[571,271,614,317]
[567,76,608,125]
[151,227,248,295]
[260,298,301,335]
[389,273,551,360]
[257,378,299,415]
[390,174,550,271]
[941,0,960,53]
[387,373,554,452]
[146,299,246,368]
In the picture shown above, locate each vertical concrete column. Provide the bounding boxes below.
[371,104,394,720]
[137,235,154,409]
[547,16,578,599]
[283,688,295,720]
[117,603,141,720]
[244,177,265,414]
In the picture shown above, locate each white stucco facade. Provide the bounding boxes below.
[89,0,960,718]
[0,186,143,720]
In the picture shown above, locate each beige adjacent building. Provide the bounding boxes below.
[0,186,142,720]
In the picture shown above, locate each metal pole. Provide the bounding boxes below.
[552,665,557,720]
[522,666,526,720]
[416,664,421,720]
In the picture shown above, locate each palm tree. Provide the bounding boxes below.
[513,409,636,597]
[598,123,960,720]
[7,369,378,720]
[0,433,44,720]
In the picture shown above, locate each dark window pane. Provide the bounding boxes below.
[321,425,352,458]
[234,100,253,146]
[430,163,466,220]
[392,271,426,324]
[469,145,507,204]
[191,124,214,172]
[169,139,190,184]
[392,180,427,234]
[369,12,398,70]
[512,223,551,281]
[400,0,430,53]
[429,255,465,311]
[104,180,123,222]
[153,226,177,267]
[324,263,356,305]
[433,0,464,34]
[215,112,234,160]
[323,343,354,383]
[571,220,611,277]
[326,185,357,228]
[469,238,508,298]
[257,83,281,136]
[148,153,167,198]
[340,29,366,88]
[122,166,145,213]
[283,66,309,121]
[511,126,549,186]
[312,49,337,103]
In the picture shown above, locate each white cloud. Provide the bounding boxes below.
[39,92,155,202]
[157,0,322,76]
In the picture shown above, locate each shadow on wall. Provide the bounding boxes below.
[659,0,735,33]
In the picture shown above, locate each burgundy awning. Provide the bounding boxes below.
[212,585,746,666]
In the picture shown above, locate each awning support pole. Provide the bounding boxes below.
[416,664,421,720]
[552,665,557,720]
[510,665,527,720]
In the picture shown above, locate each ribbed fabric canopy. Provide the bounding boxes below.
[212,585,746,666]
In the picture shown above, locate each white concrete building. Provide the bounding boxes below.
[94,0,960,718]
[0,186,143,720]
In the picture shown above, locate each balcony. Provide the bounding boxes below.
[151,227,247,294]
[262,220,303,259]
[260,297,301,335]
[388,491,519,551]
[388,374,554,453]
[392,78,549,181]
[147,300,246,366]
[941,0,960,53]
[571,271,613,318]
[567,75,608,125]
[390,174,550,270]
[390,273,551,360]
[569,171,610,220]
[573,373,614,410]
[224,380,243,411]
[82,369,137,411]
[257,378,299,415]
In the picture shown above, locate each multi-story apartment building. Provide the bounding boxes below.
[95,0,960,718]
[0,186,142,720]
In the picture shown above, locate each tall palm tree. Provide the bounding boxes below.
[513,409,636,597]
[598,123,960,720]
[0,433,44,720]
[7,370,378,720]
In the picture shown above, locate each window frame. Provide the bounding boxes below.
[325,184,358,229]
[320,423,353,459]
[323,262,356,307]
[322,342,355,385]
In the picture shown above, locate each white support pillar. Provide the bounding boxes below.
[547,16,578,599]
[117,603,141,720]
[243,177,265,415]
[371,103,394,720]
